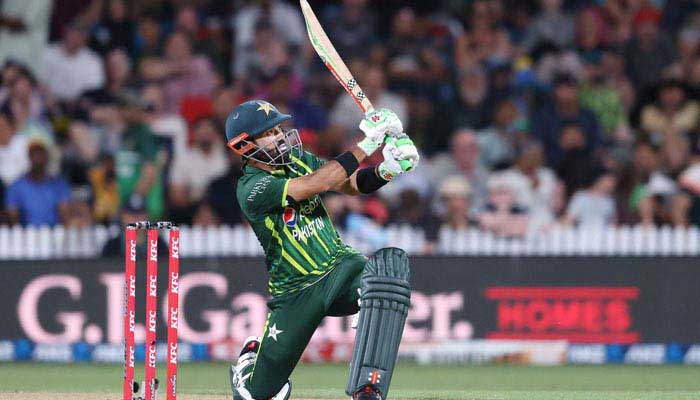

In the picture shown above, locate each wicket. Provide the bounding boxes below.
[124,221,180,400]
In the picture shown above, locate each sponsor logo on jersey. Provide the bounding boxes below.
[282,207,297,226]
[299,196,321,215]
[247,176,271,202]
[291,217,325,241]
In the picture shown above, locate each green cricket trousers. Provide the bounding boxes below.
[245,252,367,399]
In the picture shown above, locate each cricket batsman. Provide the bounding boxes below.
[225,99,419,400]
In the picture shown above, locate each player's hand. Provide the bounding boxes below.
[377,137,419,181]
[357,109,403,155]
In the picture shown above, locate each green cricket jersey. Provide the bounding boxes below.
[236,151,360,297]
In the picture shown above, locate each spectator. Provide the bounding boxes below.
[495,142,563,232]
[437,175,476,230]
[84,48,132,104]
[133,15,162,60]
[0,61,46,123]
[192,202,220,227]
[677,150,700,226]
[0,0,53,75]
[321,0,378,61]
[575,7,609,66]
[386,7,450,94]
[1,64,52,143]
[478,173,530,237]
[579,57,631,144]
[429,66,490,154]
[562,166,617,227]
[231,0,305,81]
[89,0,134,55]
[259,66,327,132]
[476,99,526,169]
[212,86,242,130]
[393,188,439,254]
[63,186,93,227]
[114,92,163,219]
[5,140,70,226]
[427,128,489,215]
[624,8,678,91]
[556,122,598,196]
[637,137,690,226]
[40,21,104,102]
[205,151,244,226]
[142,84,188,158]
[532,73,602,168]
[139,31,217,113]
[233,18,292,90]
[88,153,119,224]
[168,117,228,223]
[640,79,699,145]
[0,108,29,187]
[522,0,574,51]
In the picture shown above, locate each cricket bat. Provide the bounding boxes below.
[300,0,374,114]
[300,0,411,170]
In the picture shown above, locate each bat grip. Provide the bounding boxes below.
[383,136,413,171]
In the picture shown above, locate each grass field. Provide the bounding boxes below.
[0,362,699,399]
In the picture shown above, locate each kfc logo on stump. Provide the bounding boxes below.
[282,207,297,227]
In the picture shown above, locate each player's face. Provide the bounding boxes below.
[247,124,302,166]
[255,125,285,151]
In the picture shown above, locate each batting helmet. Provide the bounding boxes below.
[225,100,302,166]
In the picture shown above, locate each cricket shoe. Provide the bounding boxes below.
[229,336,291,400]
[351,385,383,400]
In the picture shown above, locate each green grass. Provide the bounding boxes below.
[1,362,700,399]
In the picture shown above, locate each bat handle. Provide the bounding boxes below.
[383,136,413,171]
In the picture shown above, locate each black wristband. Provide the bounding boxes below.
[356,165,389,194]
[333,151,360,177]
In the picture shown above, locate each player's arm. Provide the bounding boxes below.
[286,145,367,200]
[331,136,421,196]
[287,109,402,201]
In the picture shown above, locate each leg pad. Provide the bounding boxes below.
[346,247,410,397]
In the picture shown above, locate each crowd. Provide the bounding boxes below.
[1,0,700,249]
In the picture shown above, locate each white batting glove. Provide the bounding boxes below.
[377,137,419,181]
[357,109,403,155]
[391,136,419,171]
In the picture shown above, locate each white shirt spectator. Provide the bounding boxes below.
[231,1,305,78]
[169,146,228,202]
[495,167,558,231]
[0,0,52,75]
[149,115,188,158]
[0,132,28,186]
[566,190,616,228]
[39,44,104,101]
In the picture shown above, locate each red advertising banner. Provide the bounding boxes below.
[485,286,640,343]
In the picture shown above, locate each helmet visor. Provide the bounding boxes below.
[228,128,303,166]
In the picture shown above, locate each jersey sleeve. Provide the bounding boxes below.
[237,173,290,218]
[299,151,326,171]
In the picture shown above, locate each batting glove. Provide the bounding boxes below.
[358,109,403,156]
[377,137,419,181]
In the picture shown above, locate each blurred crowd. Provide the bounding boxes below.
[2,0,700,250]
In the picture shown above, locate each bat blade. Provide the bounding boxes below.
[300,0,374,114]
